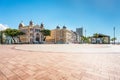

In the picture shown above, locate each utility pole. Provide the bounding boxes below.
[113,27,115,44]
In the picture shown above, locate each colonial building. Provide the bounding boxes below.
[46,26,78,44]
[19,21,44,43]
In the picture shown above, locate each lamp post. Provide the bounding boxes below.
[113,27,115,44]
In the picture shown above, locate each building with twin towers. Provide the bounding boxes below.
[19,21,45,43]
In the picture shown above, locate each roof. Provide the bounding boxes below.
[92,33,110,38]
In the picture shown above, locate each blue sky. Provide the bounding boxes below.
[0,0,120,40]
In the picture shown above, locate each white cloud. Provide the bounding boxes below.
[0,24,9,31]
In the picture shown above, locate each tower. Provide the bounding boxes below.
[40,23,44,28]
[19,21,24,29]
[56,26,60,29]
[29,20,33,26]
[76,27,83,37]
[76,27,83,43]
[63,26,67,29]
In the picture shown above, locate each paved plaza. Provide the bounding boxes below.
[0,44,120,80]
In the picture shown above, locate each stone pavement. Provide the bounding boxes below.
[0,44,120,80]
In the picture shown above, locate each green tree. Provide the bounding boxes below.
[81,36,85,43]
[102,37,105,44]
[41,29,51,41]
[93,33,99,43]
[87,36,91,43]
[4,28,25,44]
[93,33,99,38]
[0,31,3,44]
[81,36,89,43]
[111,37,117,44]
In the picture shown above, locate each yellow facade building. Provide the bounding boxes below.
[46,26,77,44]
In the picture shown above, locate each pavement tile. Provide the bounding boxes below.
[0,71,7,80]
[0,45,120,80]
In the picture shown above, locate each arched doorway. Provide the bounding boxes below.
[36,37,39,41]
[36,33,40,42]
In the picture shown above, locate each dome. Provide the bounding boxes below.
[40,23,44,28]
[29,20,34,26]
[56,26,60,29]
[63,26,66,29]
[19,21,24,28]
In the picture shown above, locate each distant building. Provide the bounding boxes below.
[76,27,83,36]
[46,26,78,44]
[71,31,78,43]
[76,27,83,43]
[18,21,44,43]
[91,34,110,44]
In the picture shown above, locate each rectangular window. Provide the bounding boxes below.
[30,33,33,36]
[35,29,40,32]
[30,29,33,31]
